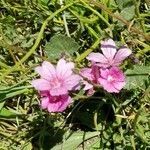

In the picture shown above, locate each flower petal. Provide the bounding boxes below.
[114,47,132,65]
[31,79,50,91]
[91,65,100,82]
[83,81,93,90]
[41,97,49,109]
[101,39,117,61]
[50,87,68,96]
[113,81,126,91]
[100,68,109,79]
[87,52,108,63]
[47,95,71,112]
[35,61,56,80]
[87,88,95,96]
[99,67,126,93]
[109,67,125,82]
[56,59,74,78]
[80,68,93,80]
[98,77,119,93]
[65,75,81,90]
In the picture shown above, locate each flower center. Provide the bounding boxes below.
[107,75,115,82]
[51,77,62,88]
[52,96,58,102]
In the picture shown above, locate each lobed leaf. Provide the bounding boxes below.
[44,34,80,60]
[125,65,150,90]
[51,131,99,150]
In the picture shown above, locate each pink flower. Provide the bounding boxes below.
[32,59,81,96]
[80,65,100,95]
[80,68,93,91]
[40,91,71,112]
[87,39,132,68]
[98,67,125,93]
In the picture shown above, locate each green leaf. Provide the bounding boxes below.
[125,65,150,90]
[89,139,100,150]
[0,108,20,118]
[44,34,80,60]
[0,101,5,110]
[135,123,149,144]
[115,0,134,9]
[39,0,49,5]
[51,131,99,150]
[22,142,32,150]
[120,5,135,21]
[0,86,30,101]
[115,0,135,26]
[142,86,150,102]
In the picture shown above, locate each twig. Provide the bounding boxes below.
[0,0,79,81]
[88,0,150,41]
[60,0,71,37]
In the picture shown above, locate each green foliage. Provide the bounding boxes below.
[115,0,134,9]
[52,131,100,150]
[22,142,32,150]
[0,108,20,118]
[120,5,135,21]
[115,0,135,26]
[0,86,30,102]
[0,0,150,149]
[125,65,150,89]
[45,34,80,60]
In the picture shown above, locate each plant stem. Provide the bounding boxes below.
[79,0,110,27]
[60,0,71,37]
[88,0,150,41]
[84,24,99,39]
[0,0,79,81]
[133,0,146,33]
[75,39,100,62]
[0,61,10,69]
[69,8,98,24]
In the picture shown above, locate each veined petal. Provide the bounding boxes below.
[109,67,125,82]
[98,77,119,93]
[42,61,56,76]
[50,87,68,96]
[47,95,71,112]
[87,52,108,63]
[96,63,111,68]
[80,68,93,80]
[31,79,50,91]
[113,81,126,91]
[101,39,117,61]
[83,81,93,90]
[35,66,51,80]
[100,68,109,79]
[87,88,95,96]
[99,67,125,93]
[114,47,132,64]
[35,61,56,80]
[41,97,49,109]
[65,75,81,90]
[56,59,74,78]
[91,65,100,82]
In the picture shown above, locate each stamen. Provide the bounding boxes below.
[107,75,114,82]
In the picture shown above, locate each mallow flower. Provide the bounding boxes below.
[80,65,100,95]
[40,91,71,112]
[31,59,81,112]
[98,67,125,93]
[87,39,132,68]
[32,59,81,96]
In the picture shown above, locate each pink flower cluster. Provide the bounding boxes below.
[31,39,131,112]
[32,59,81,112]
[82,39,131,94]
